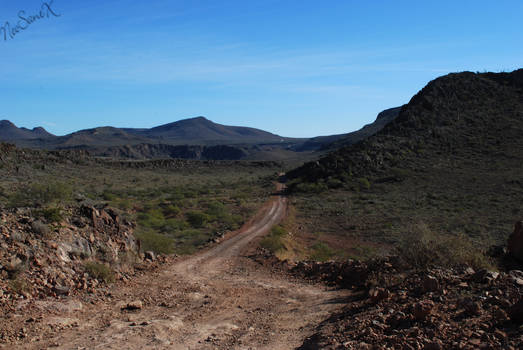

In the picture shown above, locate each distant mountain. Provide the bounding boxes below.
[0,120,55,141]
[294,107,402,151]
[0,114,397,161]
[46,127,152,148]
[123,116,291,145]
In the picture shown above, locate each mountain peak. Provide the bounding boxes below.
[0,120,54,141]
[0,120,16,128]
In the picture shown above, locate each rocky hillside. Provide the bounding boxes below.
[288,69,523,184]
[0,204,139,305]
[290,255,523,349]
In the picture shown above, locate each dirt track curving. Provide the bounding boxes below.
[8,185,349,350]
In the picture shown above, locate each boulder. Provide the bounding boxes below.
[144,251,156,261]
[509,297,523,323]
[507,221,523,262]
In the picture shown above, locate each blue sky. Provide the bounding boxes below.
[0,0,522,137]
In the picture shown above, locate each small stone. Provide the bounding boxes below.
[369,287,390,303]
[424,340,443,350]
[52,285,70,296]
[422,275,440,293]
[412,300,435,320]
[492,306,509,322]
[144,251,156,261]
[494,329,507,339]
[122,300,143,311]
[460,297,482,316]
[464,267,475,275]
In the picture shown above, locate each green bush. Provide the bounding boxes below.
[163,204,181,218]
[34,207,63,223]
[8,182,72,208]
[260,225,287,253]
[137,208,165,230]
[102,190,117,201]
[135,229,175,255]
[84,262,115,283]
[186,211,209,228]
[310,242,335,262]
[205,201,226,218]
[293,182,328,194]
[357,177,371,190]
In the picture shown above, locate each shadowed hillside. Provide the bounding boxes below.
[288,70,523,184]
[284,69,523,260]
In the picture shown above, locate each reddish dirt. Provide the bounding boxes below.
[4,187,349,349]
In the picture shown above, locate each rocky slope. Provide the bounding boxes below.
[288,69,523,184]
[293,257,523,349]
[0,205,138,302]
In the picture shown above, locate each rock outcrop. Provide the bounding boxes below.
[0,204,139,305]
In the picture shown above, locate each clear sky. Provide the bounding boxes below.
[0,0,522,137]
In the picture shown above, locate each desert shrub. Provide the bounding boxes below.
[293,182,328,194]
[137,208,165,230]
[327,177,344,189]
[310,242,335,262]
[135,229,175,255]
[357,177,371,190]
[186,211,209,228]
[205,201,226,218]
[176,229,208,246]
[8,182,72,208]
[102,190,117,201]
[260,225,287,253]
[163,204,181,218]
[163,218,189,231]
[220,214,243,230]
[397,222,493,270]
[34,207,63,223]
[111,198,132,210]
[84,262,115,283]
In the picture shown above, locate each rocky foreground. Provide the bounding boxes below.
[291,259,523,349]
[1,202,523,349]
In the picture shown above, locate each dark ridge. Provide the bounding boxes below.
[0,120,55,141]
[287,69,523,185]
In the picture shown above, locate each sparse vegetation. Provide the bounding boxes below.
[8,182,72,208]
[397,222,493,270]
[309,242,335,262]
[84,261,115,283]
[135,229,175,255]
[260,225,287,253]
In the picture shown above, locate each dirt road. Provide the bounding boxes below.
[9,186,349,349]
